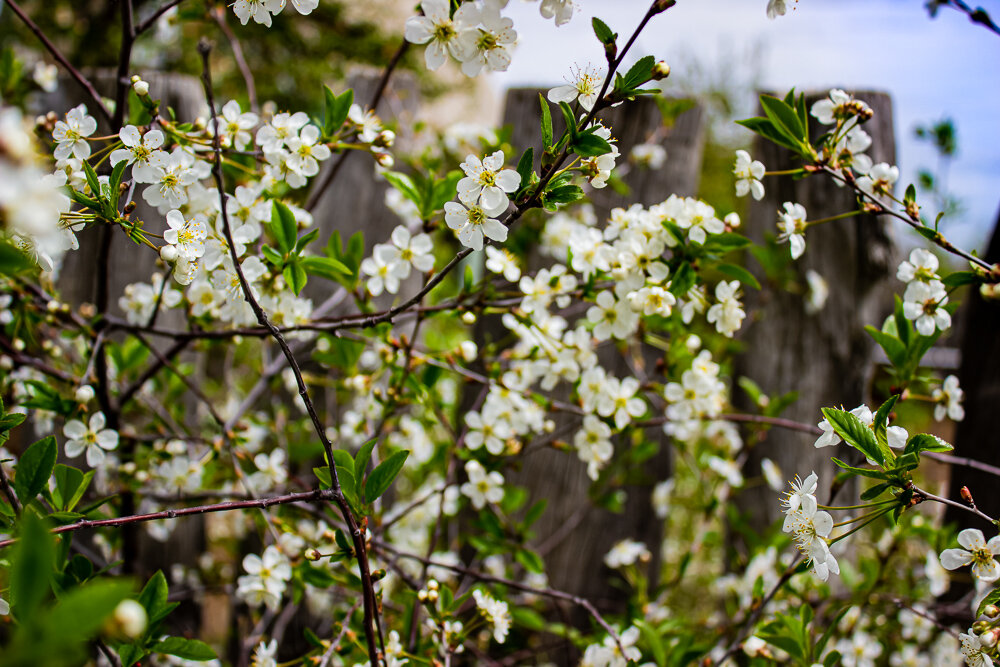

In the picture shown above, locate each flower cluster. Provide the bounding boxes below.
[405,0,517,77]
[781,472,841,581]
[897,247,952,336]
[232,0,318,27]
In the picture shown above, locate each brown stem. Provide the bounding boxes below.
[211,6,258,112]
[0,489,333,549]
[0,463,21,515]
[197,40,383,666]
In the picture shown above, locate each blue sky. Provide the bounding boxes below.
[489,0,1000,252]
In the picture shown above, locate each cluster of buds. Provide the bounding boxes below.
[417,578,440,604]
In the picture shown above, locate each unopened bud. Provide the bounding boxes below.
[374,151,394,169]
[984,605,1000,619]
[105,599,148,640]
[652,61,671,80]
[159,245,178,263]
[982,629,1000,648]
[304,548,322,561]
[427,579,439,590]
[459,340,477,362]
[427,589,439,602]
[132,78,150,97]
[46,299,60,312]
[374,130,395,148]
[75,385,95,403]
[973,620,990,634]
[961,486,975,505]
[12,338,24,352]
[371,568,387,581]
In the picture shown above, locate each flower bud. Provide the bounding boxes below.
[459,341,477,362]
[374,130,395,148]
[132,78,150,97]
[984,605,1000,619]
[75,385,95,403]
[961,486,975,505]
[374,151,394,169]
[974,620,990,634]
[159,244,178,263]
[652,61,671,80]
[461,311,477,324]
[105,600,148,639]
[981,629,1000,647]
[304,548,322,561]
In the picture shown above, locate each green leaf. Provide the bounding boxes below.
[0,239,34,276]
[860,482,892,501]
[943,270,980,289]
[539,94,553,147]
[904,433,953,455]
[759,94,806,147]
[831,457,893,480]
[301,255,350,280]
[82,160,102,197]
[295,228,320,254]
[977,586,1000,617]
[822,408,893,467]
[46,579,133,643]
[109,159,128,201]
[138,570,173,625]
[591,17,615,44]
[715,263,761,290]
[383,171,423,210]
[364,450,409,503]
[872,394,899,445]
[430,170,463,214]
[619,55,655,91]
[52,464,92,512]
[261,244,283,266]
[558,101,578,141]
[515,148,534,194]
[669,262,696,296]
[736,116,802,153]
[332,449,354,471]
[14,435,57,504]
[270,201,298,254]
[324,86,353,136]
[283,260,308,296]
[153,637,218,661]
[313,466,332,489]
[515,548,545,574]
[11,512,53,620]
[543,184,583,206]
[571,131,613,158]
[865,325,905,367]
[354,437,378,484]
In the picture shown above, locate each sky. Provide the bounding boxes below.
[487,0,1000,253]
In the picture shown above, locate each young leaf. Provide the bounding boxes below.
[153,637,218,661]
[283,260,308,296]
[865,325,905,367]
[571,131,612,158]
[822,408,892,467]
[715,263,761,290]
[301,255,350,280]
[14,435,57,504]
[592,17,615,44]
[354,437,378,483]
[383,171,423,210]
[539,94,553,147]
[903,433,954,455]
[759,94,806,147]
[872,394,899,445]
[364,450,409,503]
[270,201,298,255]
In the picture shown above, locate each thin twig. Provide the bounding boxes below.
[0,463,21,515]
[132,332,226,426]
[134,0,187,36]
[377,543,627,657]
[211,6,258,112]
[4,0,112,123]
[0,489,333,549]
[914,485,998,524]
[197,40,384,666]
[304,39,410,211]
